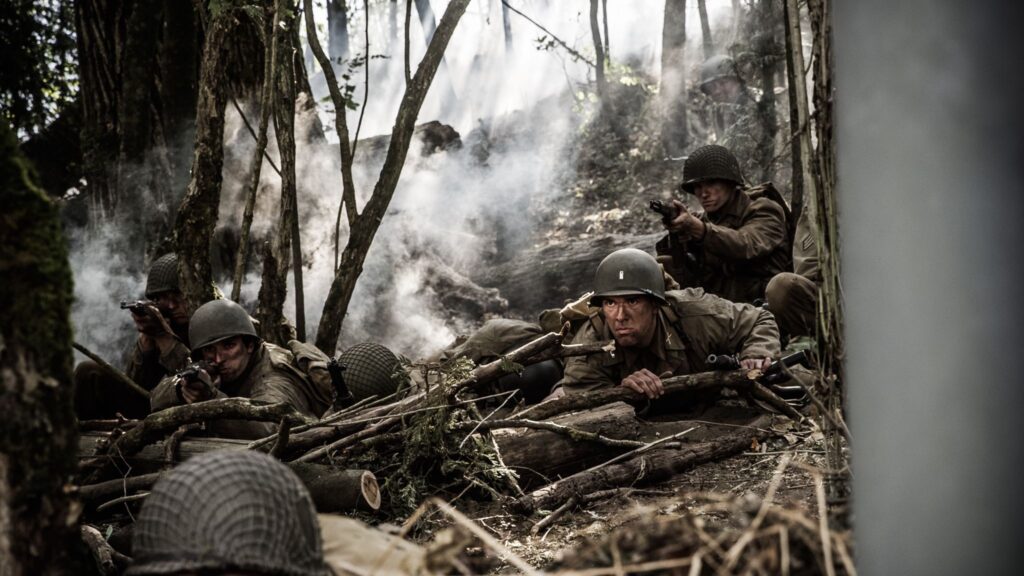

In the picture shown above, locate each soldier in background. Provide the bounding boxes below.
[659,144,792,304]
[74,253,191,419]
[127,450,330,575]
[695,55,767,182]
[150,299,332,439]
[557,248,780,398]
[766,205,820,341]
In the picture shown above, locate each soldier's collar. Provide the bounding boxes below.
[710,188,750,222]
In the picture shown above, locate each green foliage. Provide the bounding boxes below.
[0,0,77,136]
[346,358,520,521]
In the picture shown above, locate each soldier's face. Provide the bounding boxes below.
[602,295,658,349]
[200,336,256,384]
[152,290,190,328]
[693,180,734,213]
[704,77,742,103]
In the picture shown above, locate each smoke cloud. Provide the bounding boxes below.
[68,1,737,362]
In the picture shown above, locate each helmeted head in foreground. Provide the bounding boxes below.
[590,248,667,307]
[128,450,329,576]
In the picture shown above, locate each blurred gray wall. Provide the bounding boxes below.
[838,1,1024,574]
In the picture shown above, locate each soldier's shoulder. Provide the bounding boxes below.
[664,288,734,318]
[262,342,306,380]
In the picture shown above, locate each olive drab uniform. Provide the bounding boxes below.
[150,341,332,439]
[558,287,781,394]
[766,204,820,338]
[693,185,792,304]
[74,253,191,420]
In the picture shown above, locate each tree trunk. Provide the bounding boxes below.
[755,0,780,184]
[231,0,281,302]
[389,0,399,48]
[589,0,607,102]
[413,0,459,109]
[315,0,472,354]
[0,122,88,573]
[501,0,513,54]
[174,11,240,312]
[697,0,713,58]
[783,0,815,222]
[660,0,688,156]
[328,0,351,65]
[76,432,381,512]
[515,414,773,514]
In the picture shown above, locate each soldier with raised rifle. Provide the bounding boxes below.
[73,253,191,419]
[656,144,792,305]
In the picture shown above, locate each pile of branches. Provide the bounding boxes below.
[75,325,807,528]
[552,458,855,575]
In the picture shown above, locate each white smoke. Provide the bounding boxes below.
[68,1,740,362]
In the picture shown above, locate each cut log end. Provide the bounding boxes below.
[360,470,382,511]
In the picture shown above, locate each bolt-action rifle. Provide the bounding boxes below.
[706,350,812,403]
[120,300,156,315]
[650,200,702,286]
[174,361,217,401]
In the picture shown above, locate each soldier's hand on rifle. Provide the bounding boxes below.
[130,302,175,338]
[621,368,664,399]
[178,369,217,404]
[667,200,707,241]
[739,357,772,371]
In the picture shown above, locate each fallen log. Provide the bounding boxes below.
[76,451,380,513]
[488,402,650,486]
[515,414,775,514]
[81,398,307,483]
[516,368,757,421]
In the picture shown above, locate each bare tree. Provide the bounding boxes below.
[502,0,513,54]
[783,0,815,221]
[414,0,460,109]
[328,0,351,64]
[314,0,472,353]
[754,0,780,184]
[589,0,607,102]
[0,122,85,572]
[661,0,688,156]
[697,0,713,58]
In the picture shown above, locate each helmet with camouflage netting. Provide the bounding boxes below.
[145,253,180,299]
[127,450,329,575]
[680,144,744,193]
[188,299,258,351]
[590,248,667,306]
[338,342,402,402]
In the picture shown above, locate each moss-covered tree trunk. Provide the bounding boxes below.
[174,11,237,312]
[0,122,86,573]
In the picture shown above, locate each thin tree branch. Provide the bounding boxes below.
[350,0,371,156]
[500,0,596,68]
[73,341,149,400]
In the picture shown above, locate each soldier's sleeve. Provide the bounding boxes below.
[688,291,780,361]
[158,340,191,376]
[724,297,780,361]
[554,324,618,394]
[701,199,787,261]
[149,374,183,412]
[207,371,313,439]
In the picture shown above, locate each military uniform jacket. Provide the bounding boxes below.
[694,189,792,303]
[123,332,191,392]
[150,342,331,439]
[558,288,780,394]
[792,205,821,283]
